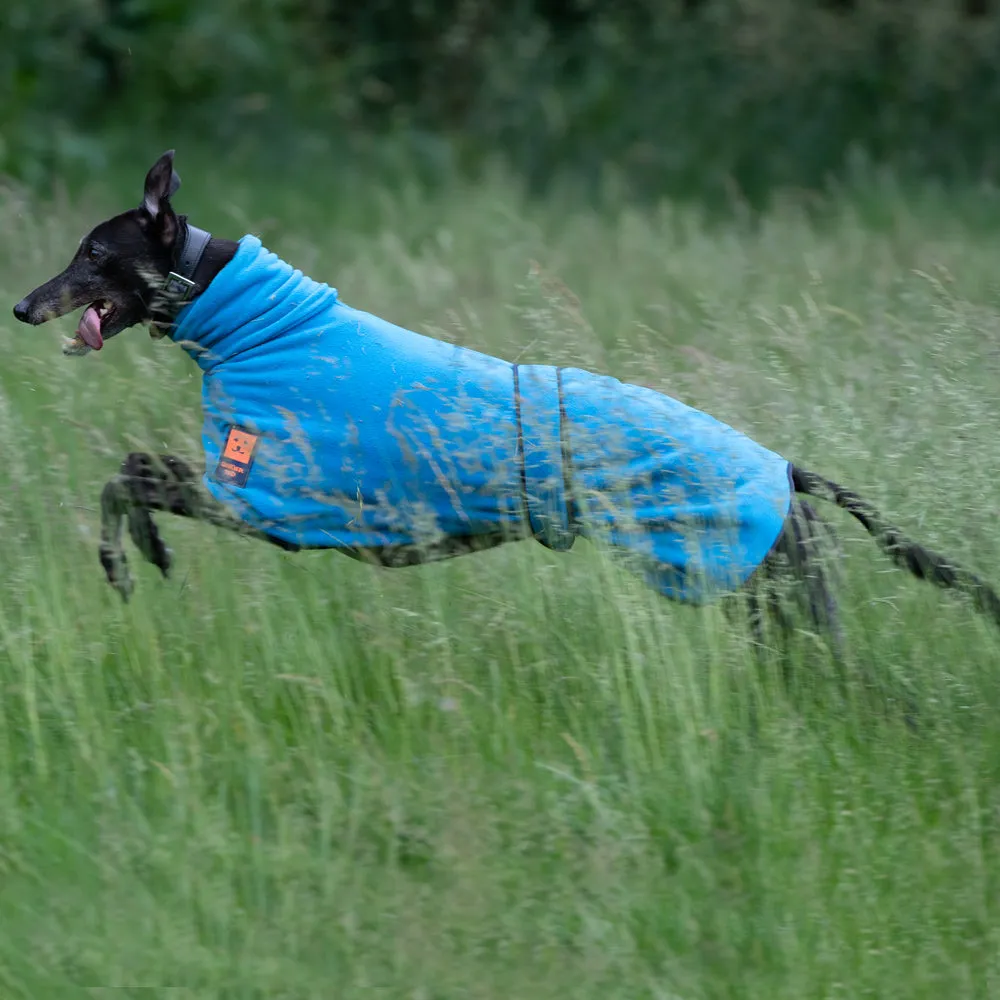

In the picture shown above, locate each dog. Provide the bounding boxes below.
[13,150,1000,660]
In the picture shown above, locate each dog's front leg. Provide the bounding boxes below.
[99,473,137,601]
[100,452,194,599]
[99,451,273,600]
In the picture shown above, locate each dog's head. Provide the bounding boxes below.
[13,150,191,355]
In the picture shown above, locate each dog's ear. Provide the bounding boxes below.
[141,149,181,246]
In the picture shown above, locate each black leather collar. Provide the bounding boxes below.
[150,221,212,333]
[163,221,211,301]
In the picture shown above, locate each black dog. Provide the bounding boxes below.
[13,150,1000,658]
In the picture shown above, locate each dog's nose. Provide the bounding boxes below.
[13,298,31,323]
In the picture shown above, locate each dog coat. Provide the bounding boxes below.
[170,235,792,603]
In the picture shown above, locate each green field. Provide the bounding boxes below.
[2,160,1000,998]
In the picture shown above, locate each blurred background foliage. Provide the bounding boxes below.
[3,0,1000,207]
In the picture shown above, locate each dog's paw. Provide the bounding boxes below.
[129,517,173,578]
[99,544,134,602]
[156,545,173,579]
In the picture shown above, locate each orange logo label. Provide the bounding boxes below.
[223,428,259,463]
[215,426,260,488]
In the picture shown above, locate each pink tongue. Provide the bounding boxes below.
[77,306,104,351]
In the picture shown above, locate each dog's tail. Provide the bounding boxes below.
[790,464,1000,630]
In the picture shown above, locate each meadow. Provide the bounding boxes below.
[2,157,1000,997]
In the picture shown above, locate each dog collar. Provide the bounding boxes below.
[163,223,212,300]
[148,223,212,337]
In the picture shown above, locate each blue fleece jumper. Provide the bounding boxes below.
[170,235,792,603]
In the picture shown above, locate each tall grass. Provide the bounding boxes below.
[1,161,1000,996]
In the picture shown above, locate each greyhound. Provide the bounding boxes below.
[12,150,1000,662]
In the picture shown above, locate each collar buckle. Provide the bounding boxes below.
[163,271,197,300]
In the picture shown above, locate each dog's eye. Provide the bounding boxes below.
[86,244,103,262]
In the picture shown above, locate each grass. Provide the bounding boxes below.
[2,154,1000,997]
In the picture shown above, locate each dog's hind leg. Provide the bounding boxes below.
[767,499,921,728]
[740,503,838,652]
[785,499,847,661]
[736,500,847,706]
[99,451,277,600]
